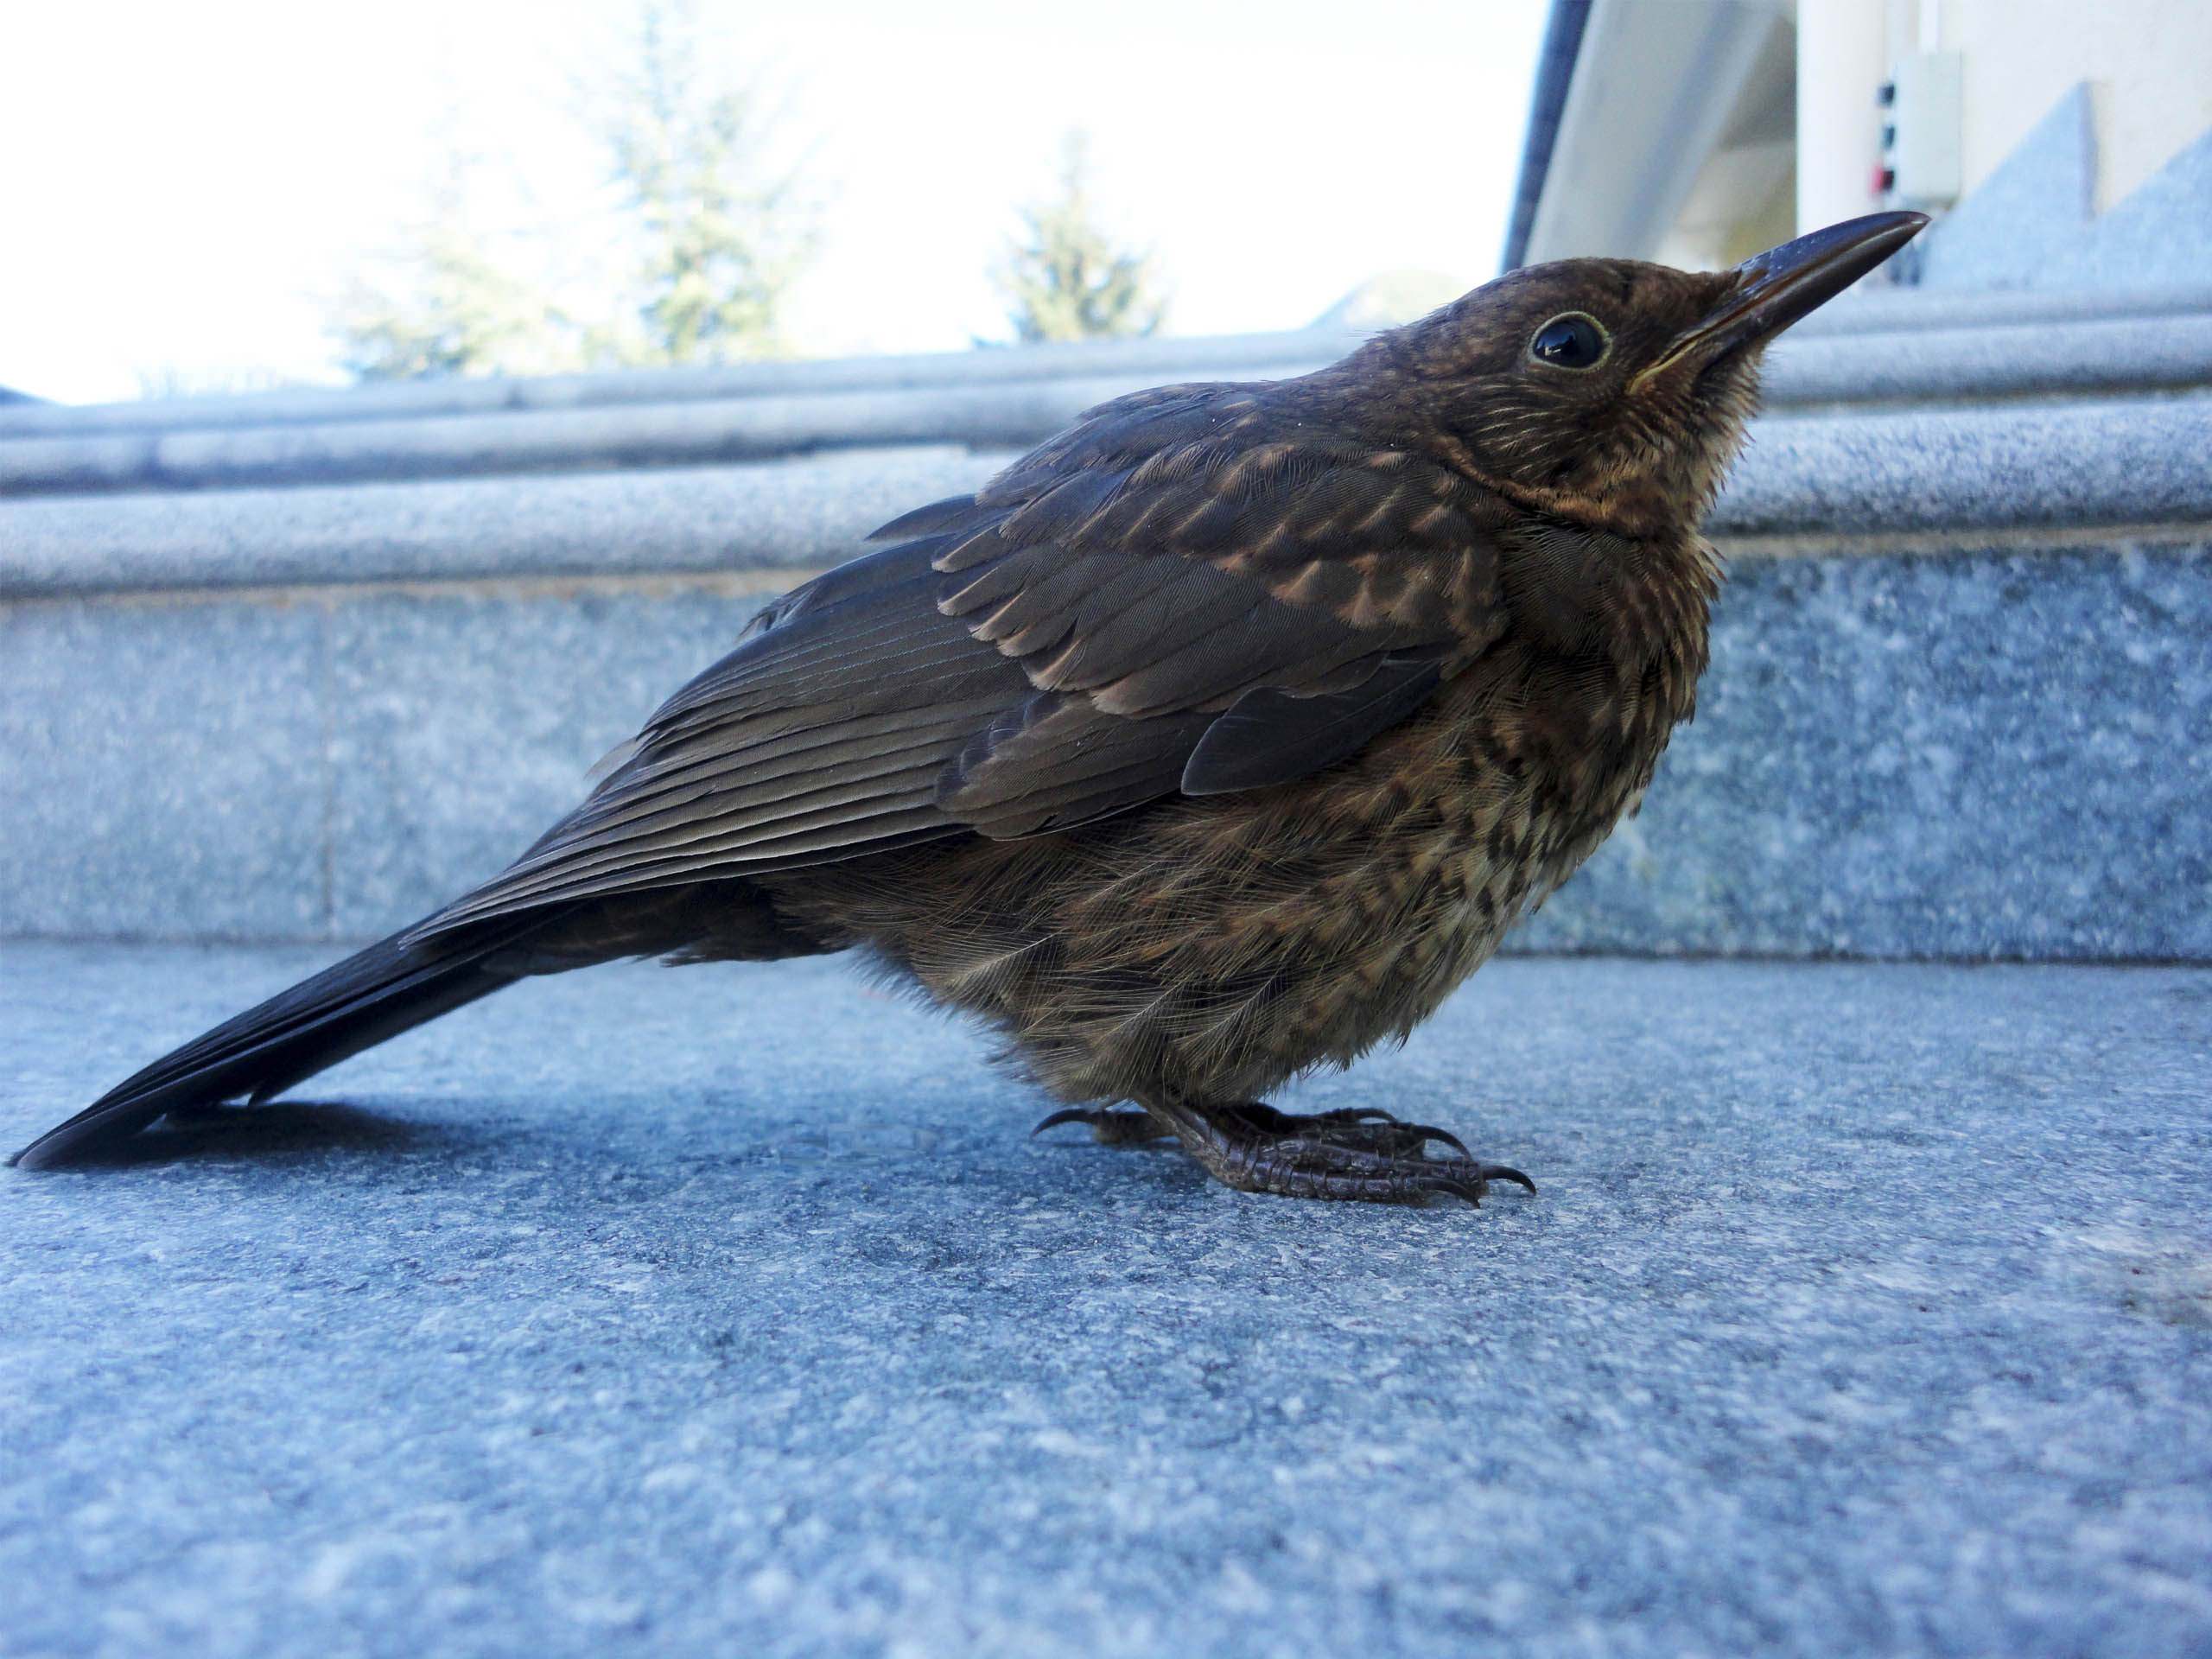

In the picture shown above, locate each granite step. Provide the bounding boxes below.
[3,943,2205,1659]
[4,320,2205,961]
[4,314,2208,499]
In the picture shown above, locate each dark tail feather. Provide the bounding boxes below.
[10,912,564,1169]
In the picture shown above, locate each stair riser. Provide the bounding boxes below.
[7,537,2204,959]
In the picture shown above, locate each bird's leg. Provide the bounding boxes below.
[1031,1106,1176,1146]
[1031,1102,1468,1158]
[1145,1097,1535,1206]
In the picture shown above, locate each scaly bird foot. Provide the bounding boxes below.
[1153,1099,1535,1206]
[1228,1103,1476,1162]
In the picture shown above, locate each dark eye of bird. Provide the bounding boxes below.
[1529,313,1608,370]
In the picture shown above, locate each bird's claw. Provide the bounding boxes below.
[1244,1103,1475,1162]
[1147,1101,1535,1207]
[1227,1139,1522,1207]
[1036,1100,1532,1202]
[1032,1108,1095,1135]
[1396,1121,1475,1160]
[1470,1162,1536,1194]
[1032,1107,1171,1146]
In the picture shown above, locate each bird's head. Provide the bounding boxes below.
[1365,213,1926,533]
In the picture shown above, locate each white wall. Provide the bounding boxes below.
[1543,0,2212,263]
[1932,0,2212,209]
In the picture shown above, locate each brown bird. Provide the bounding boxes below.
[12,213,1924,1201]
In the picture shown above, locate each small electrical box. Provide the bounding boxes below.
[1877,51,1963,210]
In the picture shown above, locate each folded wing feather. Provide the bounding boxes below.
[417,381,1505,938]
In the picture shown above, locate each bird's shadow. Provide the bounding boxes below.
[41,1100,451,1170]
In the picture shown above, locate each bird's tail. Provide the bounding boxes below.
[9,911,568,1169]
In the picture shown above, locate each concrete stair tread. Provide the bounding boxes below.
[4,943,2206,1658]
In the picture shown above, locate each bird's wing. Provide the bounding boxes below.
[418,382,1509,934]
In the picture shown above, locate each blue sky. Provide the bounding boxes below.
[0,0,1548,403]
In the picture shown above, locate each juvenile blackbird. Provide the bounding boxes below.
[13,213,1924,1202]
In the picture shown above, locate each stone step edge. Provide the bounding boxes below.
[7,318,2212,500]
[4,398,2208,601]
[5,282,2209,440]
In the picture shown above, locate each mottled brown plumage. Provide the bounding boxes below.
[14,213,1926,1201]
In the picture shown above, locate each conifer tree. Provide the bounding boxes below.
[995,132,1166,345]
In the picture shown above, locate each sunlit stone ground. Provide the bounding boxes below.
[3,943,2207,1658]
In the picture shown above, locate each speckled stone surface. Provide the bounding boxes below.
[0,600,332,941]
[1914,85,2098,292]
[1917,88,2212,295]
[0,446,1007,598]
[1517,535,2212,960]
[1753,315,2212,408]
[0,365,1326,498]
[2,944,2208,1658]
[7,536,2205,958]
[321,582,802,938]
[9,336,2209,508]
[12,392,2212,605]
[5,286,2208,442]
[1703,399,2212,537]
[0,328,1373,439]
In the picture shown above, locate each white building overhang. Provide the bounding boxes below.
[1509,0,1796,270]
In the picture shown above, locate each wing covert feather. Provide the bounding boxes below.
[423,380,1510,937]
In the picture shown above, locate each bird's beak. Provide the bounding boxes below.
[1633,211,1929,390]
